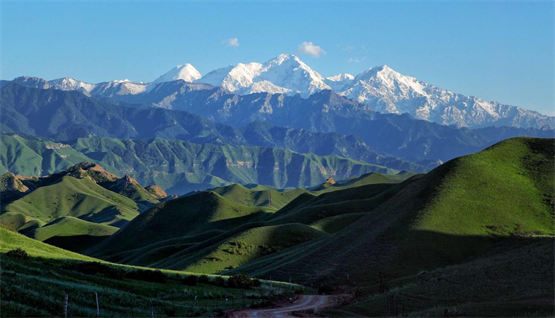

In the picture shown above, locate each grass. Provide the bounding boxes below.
[88,192,273,258]
[89,172,410,268]
[229,138,555,287]
[309,213,366,233]
[24,216,118,242]
[164,223,327,274]
[326,238,554,317]
[209,183,308,210]
[0,228,309,317]
[2,176,139,227]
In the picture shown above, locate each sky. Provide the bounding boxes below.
[1,1,554,115]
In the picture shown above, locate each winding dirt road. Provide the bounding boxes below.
[230,295,345,317]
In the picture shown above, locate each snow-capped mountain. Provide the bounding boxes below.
[196,54,331,97]
[48,77,149,97]
[339,65,554,128]
[49,77,96,93]
[154,64,202,83]
[324,73,354,92]
[13,54,553,129]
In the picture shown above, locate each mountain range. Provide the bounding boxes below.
[2,82,552,167]
[8,54,553,129]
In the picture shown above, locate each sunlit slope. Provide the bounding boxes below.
[233,138,555,284]
[160,224,327,274]
[2,176,139,227]
[88,192,271,257]
[88,172,409,267]
[0,227,96,261]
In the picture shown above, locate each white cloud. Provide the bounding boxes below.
[223,38,240,47]
[296,42,326,58]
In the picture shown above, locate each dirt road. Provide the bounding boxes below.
[230,295,345,317]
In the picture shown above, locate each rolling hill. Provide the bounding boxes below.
[87,171,414,270]
[0,228,303,317]
[83,137,554,318]
[0,162,162,251]
[230,137,554,284]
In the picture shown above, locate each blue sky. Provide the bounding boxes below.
[1,1,553,115]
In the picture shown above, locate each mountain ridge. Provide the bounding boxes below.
[8,53,553,129]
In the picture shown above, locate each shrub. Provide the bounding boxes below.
[227,274,257,289]
[182,275,198,286]
[63,262,125,279]
[6,248,29,260]
[198,275,210,284]
[125,269,166,283]
[212,276,227,287]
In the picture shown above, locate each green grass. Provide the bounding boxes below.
[1,227,96,261]
[0,228,309,317]
[89,171,410,268]
[25,216,118,242]
[309,213,366,233]
[88,192,273,258]
[231,137,554,286]
[416,138,554,236]
[209,183,308,210]
[161,223,327,274]
[2,176,139,227]
[326,238,554,317]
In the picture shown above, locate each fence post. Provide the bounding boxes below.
[95,292,100,317]
[150,299,154,318]
[64,294,68,318]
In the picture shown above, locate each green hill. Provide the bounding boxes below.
[162,224,327,274]
[232,138,554,285]
[88,171,412,267]
[0,162,164,252]
[2,175,139,227]
[0,228,304,317]
[327,238,554,317]
[25,216,118,241]
[207,183,308,210]
[88,192,272,258]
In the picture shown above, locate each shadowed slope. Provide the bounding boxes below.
[232,137,555,284]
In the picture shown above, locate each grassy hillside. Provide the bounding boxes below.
[327,238,554,317]
[25,216,118,241]
[231,138,554,285]
[0,163,163,252]
[0,227,97,261]
[88,192,272,258]
[0,228,304,317]
[208,183,309,210]
[89,172,412,268]
[2,175,139,227]
[164,224,327,274]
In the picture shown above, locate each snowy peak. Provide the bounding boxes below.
[344,64,430,109]
[325,73,354,92]
[48,77,96,93]
[154,63,202,83]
